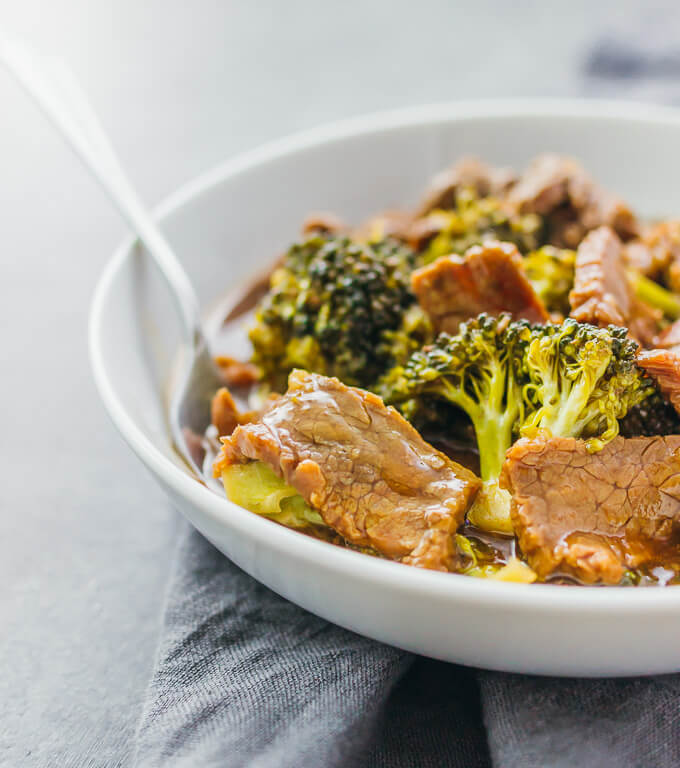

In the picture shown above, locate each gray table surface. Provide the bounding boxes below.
[0,1,663,765]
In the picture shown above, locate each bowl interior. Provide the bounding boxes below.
[97,104,680,462]
[95,103,680,466]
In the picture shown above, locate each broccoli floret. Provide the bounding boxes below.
[378,304,434,371]
[421,187,543,263]
[379,314,530,532]
[519,320,654,449]
[381,314,656,533]
[523,246,576,316]
[381,314,530,480]
[249,234,420,390]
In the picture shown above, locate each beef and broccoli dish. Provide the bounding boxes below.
[207,154,680,586]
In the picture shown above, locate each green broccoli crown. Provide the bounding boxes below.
[422,187,543,263]
[381,314,657,483]
[521,319,655,449]
[523,246,576,316]
[381,313,531,481]
[250,234,418,390]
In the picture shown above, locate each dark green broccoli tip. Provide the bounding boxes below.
[249,234,425,390]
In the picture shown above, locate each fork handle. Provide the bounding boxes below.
[0,41,203,347]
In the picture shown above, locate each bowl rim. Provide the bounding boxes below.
[89,97,680,613]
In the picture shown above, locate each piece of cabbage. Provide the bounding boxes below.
[221,461,325,529]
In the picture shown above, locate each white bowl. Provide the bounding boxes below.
[90,100,680,677]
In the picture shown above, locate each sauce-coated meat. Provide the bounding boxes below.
[211,387,281,437]
[301,211,345,236]
[569,226,660,345]
[415,156,516,217]
[211,387,242,437]
[216,370,480,571]
[637,349,680,415]
[411,240,548,334]
[354,209,415,243]
[502,435,680,584]
[508,154,637,247]
[625,220,680,284]
[214,356,260,389]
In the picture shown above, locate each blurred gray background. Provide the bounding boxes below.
[0,1,675,765]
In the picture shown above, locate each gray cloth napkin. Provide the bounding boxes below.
[133,525,490,768]
[133,527,680,768]
[135,23,680,768]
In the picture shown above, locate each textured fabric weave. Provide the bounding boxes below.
[480,672,680,768]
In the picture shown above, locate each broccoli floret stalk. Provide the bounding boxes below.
[381,314,656,533]
[249,234,419,391]
[380,314,526,481]
[380,314,531,533]
[523,246,576,316]
[627,268,680,320]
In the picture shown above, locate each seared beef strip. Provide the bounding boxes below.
[625,220,680,284]
[502,435,680,584]
[214,356,260,389]
[508,154,637,248]
[411,240,549,334]
[211,387,280,437]
[569,226,629,326]
[215,370,480,571]
[624,240,657,277]
[415,157,516,217]
[569,226,660,345]
[637,349,680,415]
[211,387,242,437]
